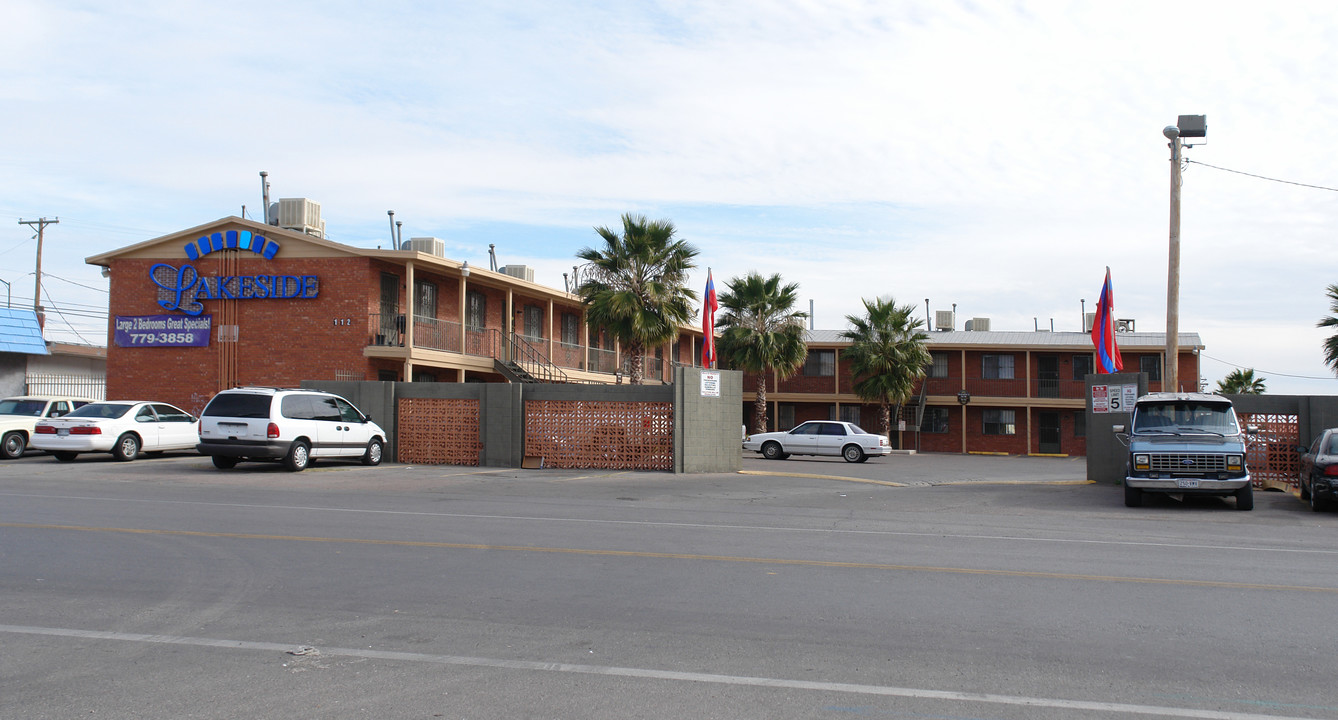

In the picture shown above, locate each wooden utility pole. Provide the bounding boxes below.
[18,217,58,328]
[1164,128,1182,393]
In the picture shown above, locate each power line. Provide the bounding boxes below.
[1199,352,1338,381]
[41,272,109,294]
[42,284,94,345]
[1186,160,1338,192]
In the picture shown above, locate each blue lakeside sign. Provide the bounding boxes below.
[147,229,319,316]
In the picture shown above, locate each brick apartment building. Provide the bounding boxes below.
[88,212,708,415]
[742,327,1202,458]
[87,207,1201,458]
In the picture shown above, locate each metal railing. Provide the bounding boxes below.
[25,374,106,400]
[366,317,685,384]
[500,329,570,384]
[413,316,462,354]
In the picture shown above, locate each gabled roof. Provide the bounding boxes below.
[84,216,385,265]
[0,308,50,355]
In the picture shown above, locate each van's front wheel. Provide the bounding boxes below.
[1123,483,1143,508]
[1235,484,1254,511]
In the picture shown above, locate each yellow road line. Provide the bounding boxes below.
[737,471,1092,486]
[737,470,907,486]
[4,522,1334,594]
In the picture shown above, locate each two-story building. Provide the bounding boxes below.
[742,327,1202,457]
[87,212,708,415]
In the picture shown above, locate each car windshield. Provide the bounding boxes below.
[66,403,134,419]
[848,424,868,435]
[0,399,47,416]
[1133,402,1238,435]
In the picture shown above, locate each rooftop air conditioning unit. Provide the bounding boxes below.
[1115,318,1135,333]
[271,198,325,238]
[501,265,535,283]
[964,317,990,332]
[405,237,446,257]
[1084,312,1096,332]
[935,310,955,332]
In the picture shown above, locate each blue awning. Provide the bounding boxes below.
[0,308,50,355]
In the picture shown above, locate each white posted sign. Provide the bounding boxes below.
[1093,383,1137,414]
[700,371,721,397]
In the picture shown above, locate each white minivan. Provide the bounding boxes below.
[196,387,385,471]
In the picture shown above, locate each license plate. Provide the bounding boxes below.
[57,428,70,437]
[218,423,247,432]
[1177,478,1200,489]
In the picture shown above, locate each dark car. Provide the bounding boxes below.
[1298,428,1338,512]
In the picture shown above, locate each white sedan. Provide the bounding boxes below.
[743,420,892,463]
[32,401,200,462]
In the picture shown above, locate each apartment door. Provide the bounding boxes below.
[380,273,400,345]
[1037,355,1060,398]
[1038,412,1061,454]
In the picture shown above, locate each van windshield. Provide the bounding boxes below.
[1132,401,1239,435]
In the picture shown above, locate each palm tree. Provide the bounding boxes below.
[1320,284,1338,375]
[576,213,698,384]
[715,272,808,433]
[840,297,931,441]
[1216,368,1266,394]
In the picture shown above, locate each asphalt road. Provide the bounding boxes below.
[2,451,1335,720]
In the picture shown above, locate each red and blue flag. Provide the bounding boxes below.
[701,270,718,368]
[1091,267,1123,374]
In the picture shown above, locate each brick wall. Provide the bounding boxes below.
[107,256,377,414]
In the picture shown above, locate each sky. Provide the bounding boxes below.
[2,1,1337,394]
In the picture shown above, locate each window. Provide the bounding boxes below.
[840,405,861,425]
[1073,354,1094,380]
[921,407,949,434]
[803,350,835,377]
[152,404,193,423]
[561,313,581,345]
[982,354,1014,380]
[928,352,949,378]
[1073,411,1086,438]
[466,291,487,330]
[983,408,1016,435]
[778,404,795,430]
[523,305,543,339]
[1140,355,1162,382]
[414,280,438,318]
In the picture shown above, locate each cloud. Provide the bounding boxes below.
[3,1,1337,392]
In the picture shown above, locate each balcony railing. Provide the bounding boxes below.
[915,376,1084,400]
[367,317,691,384]
[589,347,619,374]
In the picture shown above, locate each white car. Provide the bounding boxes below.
[32,401,200,462]
[743,420,892,463]
[196,387,386,471]
[0,395,97,459]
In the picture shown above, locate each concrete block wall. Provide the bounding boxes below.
[310,373,742,473]
[674,366,744,474]
[1083,372,1148,483]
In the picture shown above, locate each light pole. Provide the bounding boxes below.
[1163,115,1205,393]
